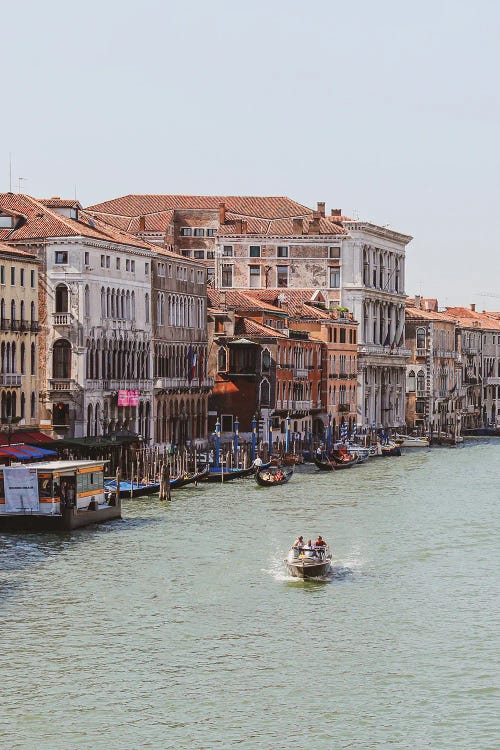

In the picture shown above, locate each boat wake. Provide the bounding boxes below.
[264,551,355,584]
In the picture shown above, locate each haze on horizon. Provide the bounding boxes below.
[1,0,498,308]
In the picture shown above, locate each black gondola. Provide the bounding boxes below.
[170,466,210,488]
[255,466,294,486]
[314,454,357,471]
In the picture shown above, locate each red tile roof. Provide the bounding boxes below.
[0,240,36,260]
[445,307,500,330]
[208,289,286,314]
[87,194,313,222]
[0,193,155,251]
[405,305,457,324]
[234,317,288,338]
[218,214,346,237]
[39,198,81,209]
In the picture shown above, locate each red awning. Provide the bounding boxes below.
[0,430,55,446]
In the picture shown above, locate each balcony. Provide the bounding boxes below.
[294,368,308,379]
[0,319,39,333]
[0,373,22,387]
[338,403,350,413]
[416,389,429,398]
[49,379,80,392]
[53,312,75,326]
[360,344,411,357]
[154,377,213,390]
[486,377,500,386]
[86,379,154,392]
[416,348,428,358]
[290,400,312,412]
[433,350,457,359]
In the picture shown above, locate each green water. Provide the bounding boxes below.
[1,440,498,749]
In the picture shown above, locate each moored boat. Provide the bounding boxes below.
[104,479,160,499]
[285,545,332,579]
[170,466,210,488]
[395,434,430,448]
[202,464,256,483]
[255,466,293,486]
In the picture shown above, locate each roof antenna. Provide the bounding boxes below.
[17,176,27,194]
[9,153,12,192]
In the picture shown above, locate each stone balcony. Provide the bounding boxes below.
[154,377,214,390]
[0,373,22,387]
[49,378,80,393]
[293,368,308,379]
[53,312,75,326]
[486,377,500,386]
[360,344,411,357]
[86,379,154,392]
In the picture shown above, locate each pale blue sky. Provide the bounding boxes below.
[2,0,499,306]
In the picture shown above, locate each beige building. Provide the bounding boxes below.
[0,241,40,430]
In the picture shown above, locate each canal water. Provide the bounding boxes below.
[1,440,498,750]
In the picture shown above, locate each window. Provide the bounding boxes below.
[249,245,261,258]
[145,263,149,275]
[277,266,288,288]
[0,216,14,229]
[262,349,271,371]
[31,343,36,375]
[417,370,425,391]
[30,269,35,288]
[20,269,25,287]
[10,267,15,285]
[194,251,204,259]
[116,258,121,270]
[180,227,192,236]
[55,285,68,313]
[221,414,233,432]
[207,250,215,260]
[168,264,173,277]
[329,247,341,259]
[84,251,89,266]
[101,255,105,267]
[218,347,227,371]
[277,246,288,258]
[207,268,215,285]
[223,245,233,257]
[193,228,205,237]
[55,252,68,266]
[158,262,165,277]
[0,266,4,284]
[221,265,233,288]
[249,265,261,288]
[408,370,416,391]
[84,286,90,318]
[340,328,346,344]
[106,256,110,268]
[52,339,71,379]
[329,269,340,288]
[126,259,130,271]
[131,260,135,272]
[207,228,217,237]
[416,327,426,350]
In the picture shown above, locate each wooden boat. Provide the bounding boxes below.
[314,453,357,470]
[170,466,209,488]
[285,545,332,579]
[395,434,430,448]
[202,464,256,483]
[380,443,402,457]
[314,455,336,471]
[104,479,161,499]
[255,466,293,486]
[330,451,359,468]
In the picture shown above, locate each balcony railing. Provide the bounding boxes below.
[53,312,74,326]
[290,400,312,411]
[338,403,350,413]
[49,379,80,392]
[154,377,214,390]
[86,379,154,391]
[0,318,39,333]
[416,348,428,357]
[416,389,428,398]
[360,344,411,357]
[486,377,500,386]
[294,368,308,379]
[0,373,22,386]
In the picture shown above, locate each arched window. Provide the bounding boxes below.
[101,287,106,318]
[52,340,71,379]
[21,392,26,419]
[31,343,36,375]
[20,300,25,323]
[218,347,227,372]
[417,370,425,392]
[416,327,426,350]
[261,348,271,372]
[260,378,270,405]
[20,342,25,374]
[30,392,36,419]
[84,285,90,317]
[145,293,150,324]
[11,300,16,325]
[0,299,5,327]
[407,370,416,392]
[55,284,69,313]
[31,301,36,324]
[87,403,93,436]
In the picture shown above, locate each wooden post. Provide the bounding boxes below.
[115,467,121,506]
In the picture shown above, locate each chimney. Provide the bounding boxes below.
[470,303,476,312]
[139,215,146,232]
[219,202,226,225]
[292,218,304,234]
[414,294,421,309]
[330,208,342,217]
[220,291,227,310]
[309,212,321,233]
[317,201,325,218]
[241,220,248,234]
[234,219,243,234]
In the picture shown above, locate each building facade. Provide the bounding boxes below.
[0,242,40,432]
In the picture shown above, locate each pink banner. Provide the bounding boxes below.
[117,389,139,407]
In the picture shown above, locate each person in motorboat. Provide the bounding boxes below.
[303,539,316,558]
[292,535,304,557]
[315,535,327,548]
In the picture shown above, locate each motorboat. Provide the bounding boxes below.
[285,545,332,579]
[255,466,293,486]
[395,434,430,448]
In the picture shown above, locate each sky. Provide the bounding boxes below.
[1,0,499,307]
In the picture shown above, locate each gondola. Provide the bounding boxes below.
[104,479,161,499]
[254,466,294,486]
[202,464,256,483]
[169,466,210,488]
[314,454,357,471]
[330,452,359,468]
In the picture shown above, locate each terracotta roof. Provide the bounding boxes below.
[0,240,36,260]
[208,288,287,313]
[445,307,500,331]
[234,316,288,338]
[247,289,329,312]
[405,305,457,324]
[39,198,81,209]
[86,194,313,222]
[0,193,154,251]
[406,297,438,312]
[218,214,346,237]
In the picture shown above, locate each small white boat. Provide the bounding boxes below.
[285,545,332,579]
[395,434,430,448]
